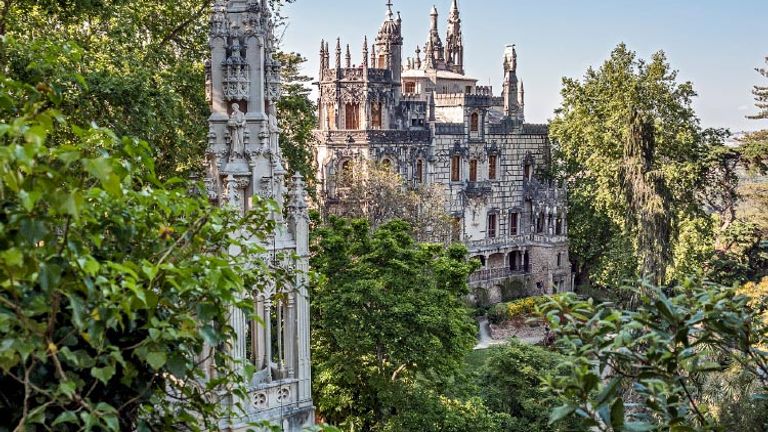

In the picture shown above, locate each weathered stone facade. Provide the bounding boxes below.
[203,0,313,430]
[314,1,572,301]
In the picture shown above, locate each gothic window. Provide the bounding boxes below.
[371,102,382,129]
[415,159,424,183]
[536,212,545,233]
[327,103,335,129]
[487,213,497,239]
[378,55,386,69]
[469,159,478,182]
[345,103,360,129]
[488,155,497,180]
[451,156,461,182]
[470,112,479,132]
[404,82,416,94]
[557,252,563,268]
[556,217,563,235]
[509,212,519,236]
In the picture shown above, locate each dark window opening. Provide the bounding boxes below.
[509,212,519,236]
[488,155,497,180]
[451,156,461,182]
[487,213,497,239]
[345,103,360,129]
[470,112,479,132]
[469,159,478,182]
[416,159,424,183]
[371,102,382,128]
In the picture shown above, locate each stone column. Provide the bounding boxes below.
[245,35,267,121]
[210,37,228,121]
[253,294,267,369]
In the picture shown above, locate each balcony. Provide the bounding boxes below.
[464,180,493,197]
[469,267,526,284]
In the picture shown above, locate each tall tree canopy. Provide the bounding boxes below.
[748,56,768,120]
[0,0,294,178]
[550,44,726,289]
[0,68,277,431]
[310,218,478,431]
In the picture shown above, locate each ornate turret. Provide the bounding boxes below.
[424,5,445,71]
[445,0,464,74]
[503,44,524,122]
[375,0,403,100]
[203,1,314,430]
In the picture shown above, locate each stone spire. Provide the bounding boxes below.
[415,45,422,70]
[335,37,341,69]
[445,0,464,74]
[424,5,445,70]
[362,36,369,68]
[503,44,523,121]
[370,43,377,66]
[345,43,351,68]
[319,39,326,69]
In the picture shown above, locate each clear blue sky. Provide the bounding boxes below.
[280,0,768,132]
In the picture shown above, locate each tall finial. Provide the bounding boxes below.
[386,0,394,20]
[415,46,422,69]
[335,38,342,68]
[345,44,351,68]
[362,36,369,67]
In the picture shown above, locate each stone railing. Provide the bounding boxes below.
[469,267,526,283]
[248,379,298,414]
[435,123,464,135]
[464,180,493,197]
[465,235,527,252]
[314,129,431,145]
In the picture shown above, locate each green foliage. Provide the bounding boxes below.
[276,51,318,194]
[0,71,278,430]
[1,0,295,179]
[550,44,725,289]
[748,56,768,120]
[541,279,768,431]
[310,217,478,430]
[488,296,547,325]
[382,383,511,432]
[478,341,582,432]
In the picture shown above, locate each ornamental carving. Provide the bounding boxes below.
[223,39,250,101]
[340,85,364,103]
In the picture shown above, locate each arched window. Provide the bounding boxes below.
[371,102,382,129]
[509,212,519,235]
[487,213,497,239]
[469,159,478,182]
[378,55,386,69]
[451,156,461,182]
[345,103,360,129]
[524,160,533,180]
[470,112,479,132]
[488,155,497,180]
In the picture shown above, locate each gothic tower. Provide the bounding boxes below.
[204,0,314,430]
[424,5,445,70]
[375,1,404,102]
[503,44,524,122]
[445,0,464,74]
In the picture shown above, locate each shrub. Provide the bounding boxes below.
[488,296,548,324]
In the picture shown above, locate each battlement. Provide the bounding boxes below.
[319,67,393,83]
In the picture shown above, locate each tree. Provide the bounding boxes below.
[310,217,478,430]
[550,44,725,289]
[330,161,453,243]
[0,71,279,430]
[0,0,295,179]
[478,340,583,432]
[276,51,318,194]
[541,279,768,431]
[748,56,768,120]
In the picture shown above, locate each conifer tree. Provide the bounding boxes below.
[748,56,768,119]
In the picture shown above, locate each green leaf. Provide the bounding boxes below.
[146,351,167,370]
[52,411,79,427]
[0,248,23,267]
[610,398,625,429]
[549,403,578,425]
[91,365,115,384]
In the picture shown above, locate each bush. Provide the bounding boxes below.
[488,296,548,324]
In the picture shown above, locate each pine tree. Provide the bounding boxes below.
[748,56,768,119]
